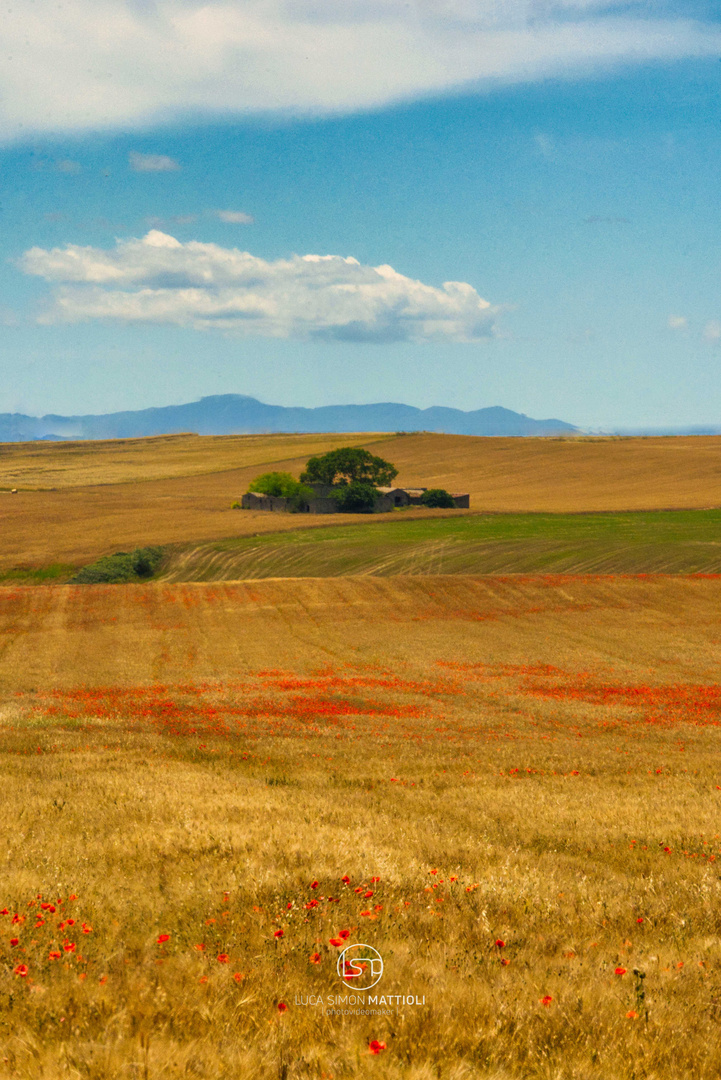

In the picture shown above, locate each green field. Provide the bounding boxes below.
[158,508,721,581]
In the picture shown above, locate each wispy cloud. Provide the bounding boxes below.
[216,210,254,224]
[145,215,198,227]
[1,2,720,140]
[668,314,688,330]
[56,159,82,174]
[20,229,498,343]
[703,320,721,343]
[129,151,181,173]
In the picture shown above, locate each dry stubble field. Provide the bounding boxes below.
[1,574,721,1079]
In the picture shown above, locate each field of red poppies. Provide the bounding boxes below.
[1,575,721,1078]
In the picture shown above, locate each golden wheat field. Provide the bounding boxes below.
[4,432,721,572]
[2,575,721,1078]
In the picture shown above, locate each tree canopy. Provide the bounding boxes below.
[330,480,379,513]
[300,447,398,487]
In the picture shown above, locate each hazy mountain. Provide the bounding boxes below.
[0,394,578,441]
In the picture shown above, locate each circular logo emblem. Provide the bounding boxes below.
[337,943,383,990]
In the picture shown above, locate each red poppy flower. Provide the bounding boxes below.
[68,894,77,901]
[636,917,644,924]
[0,909,8,915]
[429,869,438,875]
[495,940,505,949]
[277,1001,287,1013]
[82,924,92,934]
[199,975,208,984]
[11,915,24,925]
[360,910,372,917]
[540,995,553,1006]
[41,904,56,913]
[370,876,381,883]
[341,875,350,884]
[286,902,293,910]
[354,887,364,894]
[48,951,61,960]
[369,1040,386,1054]
[194,943,206,951]
[338,929,350,941]
[309,952,321,964]
[305,900,319,910]
[615,967,627,976]
[217,953,229,963]
[65,918,75,926]
[10,938,19,947]
[310,880,319,889]
[274,929,284,939]
[233,972,243,982]
[364,890,373,899]
[329,937,343,947]
[63,941,76,953]
[626,1010,638,1019]
[14,964,28,978]
[156,934,170,944]
[500,958,510,966]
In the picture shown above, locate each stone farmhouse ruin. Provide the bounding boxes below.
[241,483,470,514]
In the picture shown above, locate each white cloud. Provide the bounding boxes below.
[0,2,719,140]
[703,320,721,343]
[20,230,498,342]
[668,314,688,329]
[129,151,181,172]
[217,210,255,224]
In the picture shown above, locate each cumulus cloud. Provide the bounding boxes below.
[0,2,720,140]
[217,210,255,224]
[668,314,688,330]
[129,151,181,172]
[19,230,497,342]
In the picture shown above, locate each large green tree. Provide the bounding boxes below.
[300,447,398,487]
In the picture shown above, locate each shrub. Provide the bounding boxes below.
[247,472,314,511]
[248,472,300,498]
[331,481,379,513]
[420,488,456,509]
[70,546,164,584]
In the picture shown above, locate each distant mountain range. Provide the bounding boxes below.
[0,395,579,441]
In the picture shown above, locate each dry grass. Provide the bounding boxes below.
[0,432,383,490]
[4,432,721,574]
[1,576,721,1078]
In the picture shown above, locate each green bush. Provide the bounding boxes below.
[248,471,298,497]
[247,472,314,511]
[70,546,164,584]
[420,488,456,509]
[331,481,379,513]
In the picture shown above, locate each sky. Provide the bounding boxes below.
[2,0,721,429]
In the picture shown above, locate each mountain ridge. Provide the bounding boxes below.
[0,394,578,441]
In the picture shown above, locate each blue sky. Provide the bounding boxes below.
[2,1,721,429]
